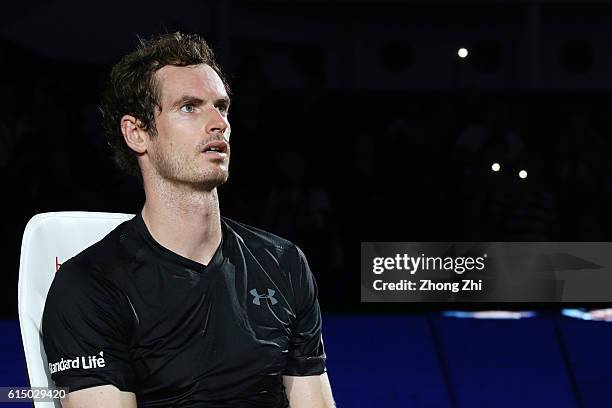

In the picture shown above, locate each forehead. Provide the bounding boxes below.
[155,64,227,104]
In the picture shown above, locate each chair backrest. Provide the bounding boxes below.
[18,212,134,407]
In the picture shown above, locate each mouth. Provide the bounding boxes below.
[202,140,229,159]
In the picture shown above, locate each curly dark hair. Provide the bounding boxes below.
[100,32,230,177]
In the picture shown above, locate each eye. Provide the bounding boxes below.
[180,105,195,113]
[216,104,229,115]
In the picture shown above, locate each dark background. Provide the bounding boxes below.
[4,1,612,406]
[0,0,612,318]
[3,0,612,317]
[3,0,612,318]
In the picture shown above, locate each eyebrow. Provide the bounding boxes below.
[170,94,231,111]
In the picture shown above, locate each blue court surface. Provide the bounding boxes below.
[3,314,612,407]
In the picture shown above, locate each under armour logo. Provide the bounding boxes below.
[250,288,278,306]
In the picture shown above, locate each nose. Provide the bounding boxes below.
[206,106,230,138]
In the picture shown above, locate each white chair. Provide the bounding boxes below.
[18,212,134,407]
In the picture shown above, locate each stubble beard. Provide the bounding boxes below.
[151,148,230,192]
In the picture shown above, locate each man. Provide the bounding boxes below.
[42,32,335,408]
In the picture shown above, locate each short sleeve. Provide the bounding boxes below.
[42,260,135,393]
[283,245,327,376]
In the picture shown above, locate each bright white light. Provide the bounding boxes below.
[458,48,469,58]
[491,162,501,172]
[519,170,528,179]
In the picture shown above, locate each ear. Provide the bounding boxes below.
[120,115,149,154]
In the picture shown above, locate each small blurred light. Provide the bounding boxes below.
[458,48,469,58]
[443,311,537,320]
[519,170,528,179]
[561,308,612,321]
[491,162,501,172]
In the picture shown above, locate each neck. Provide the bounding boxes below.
[141,179,222,266]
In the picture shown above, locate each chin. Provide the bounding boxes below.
[193,171,229,191]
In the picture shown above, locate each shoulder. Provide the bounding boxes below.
[45,220,137,313]
[222,216,302,260]
[221,217,311,281]
[221,217,315,307]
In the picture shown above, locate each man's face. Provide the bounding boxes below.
[146,64,231,191]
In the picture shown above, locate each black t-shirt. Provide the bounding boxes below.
[42,214,326,407]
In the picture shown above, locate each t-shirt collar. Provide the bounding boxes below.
[132,212,227,273]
